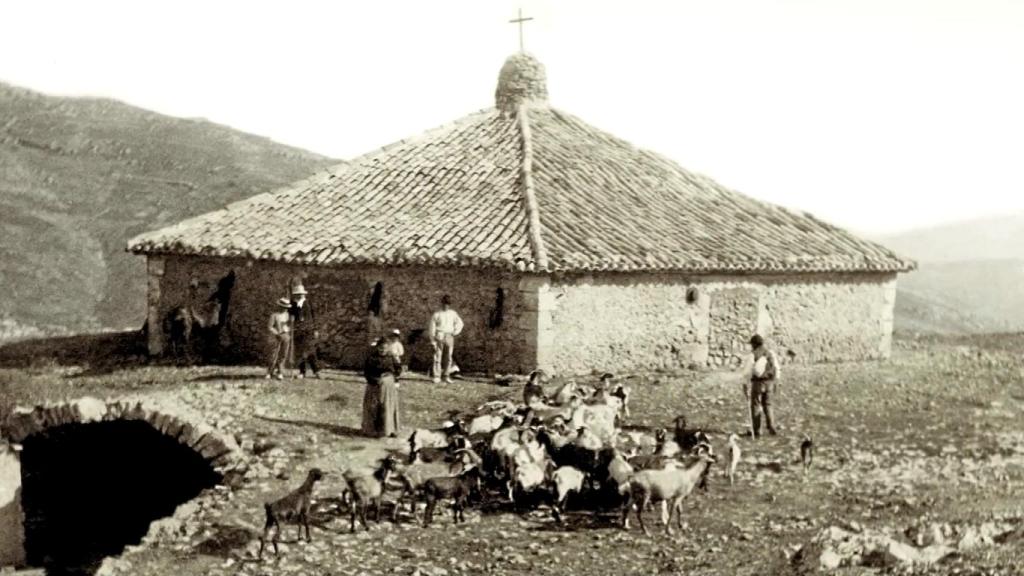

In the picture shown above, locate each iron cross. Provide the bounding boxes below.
[509,8,534,52]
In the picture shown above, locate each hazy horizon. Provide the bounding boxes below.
[3,0,1022,236]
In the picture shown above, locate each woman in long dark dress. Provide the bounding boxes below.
[362,339,402,438]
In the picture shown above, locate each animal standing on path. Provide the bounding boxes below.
[726,433,741,485]
[258,468,325,560]
[800,435,814,472]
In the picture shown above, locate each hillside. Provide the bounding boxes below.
[879,211,1024,263]
[0,82,336,337]
[879,212,1024,334]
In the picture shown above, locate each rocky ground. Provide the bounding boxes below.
[2,334,1024,575]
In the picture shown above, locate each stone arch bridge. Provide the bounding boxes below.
[1,396,244,569]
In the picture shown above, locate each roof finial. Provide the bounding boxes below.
[495,53,548,113]
[509,8,534,53]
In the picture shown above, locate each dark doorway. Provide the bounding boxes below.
[19,421,221,575]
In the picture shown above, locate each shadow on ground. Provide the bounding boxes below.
[0,330,147,376]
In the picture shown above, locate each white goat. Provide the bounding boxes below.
[725,433,741,485]
[550,466,586,522]
[620,450,718,536]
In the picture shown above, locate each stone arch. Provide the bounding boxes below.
[0,396,244,571]
[3,397,242,473]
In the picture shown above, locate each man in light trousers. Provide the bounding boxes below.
[429,294,463,384]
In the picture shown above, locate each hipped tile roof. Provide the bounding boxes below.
[128,54,915,274]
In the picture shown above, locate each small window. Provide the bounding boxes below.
[488,287,505,329]
[686,286,699,305]
[368,282,384,317]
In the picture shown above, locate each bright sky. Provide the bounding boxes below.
[2,0,1022,235]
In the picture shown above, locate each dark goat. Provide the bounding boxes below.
[421,450,484,526]
[673,414,710,451]
[801,435,814,471]
[258,468,325,559]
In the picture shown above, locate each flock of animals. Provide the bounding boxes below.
[257,371,815,559]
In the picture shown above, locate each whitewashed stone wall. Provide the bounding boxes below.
[154,257,536,374]
[150,256,898,375]
[537,272,898,375]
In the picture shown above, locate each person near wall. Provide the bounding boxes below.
[266,297,293,380]
[289,283,321,379]
[428,294,464,384]
[745,334,781,438]
[385,328,405,370]
[362,337,403,438]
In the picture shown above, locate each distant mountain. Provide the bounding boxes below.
[879,211,1024,263]
[0,82,336,338]
[878,211,1024,334]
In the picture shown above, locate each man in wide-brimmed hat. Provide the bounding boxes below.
[289,282,320,379]
[267,297,293,380]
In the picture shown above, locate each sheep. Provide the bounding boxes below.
[258,468,325,560]
[620,450,718,536]
[725,433,741,485]
[392,450,461,522]
[421,450,485,526]
[343,455,399,533]
[800,434,814,471]
[549,465,587,523]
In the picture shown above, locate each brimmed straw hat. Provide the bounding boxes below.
[276,297,291,308]
[291,283,308,295]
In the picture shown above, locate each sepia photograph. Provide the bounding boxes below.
[1,1,1022,575]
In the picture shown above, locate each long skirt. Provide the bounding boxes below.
[361,375,401,438]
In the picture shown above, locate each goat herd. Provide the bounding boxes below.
[258,372,812,559]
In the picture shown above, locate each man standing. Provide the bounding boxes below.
[428,294,463,384]
[745,334,780,437]
[266,297,292,380]
[289,283,320,379]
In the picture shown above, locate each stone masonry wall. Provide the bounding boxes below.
[538,272,898,375]
[155,257,537,374]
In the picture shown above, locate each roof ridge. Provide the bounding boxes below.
[517,104,548,271]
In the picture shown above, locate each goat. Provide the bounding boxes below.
[569,402,620,445]
[474,400,518,418]
[466,413,507,436]
[673,414,710,451]
[523,369,548,406]
[620,450,718,536]
[725,433,741,485]
[408,420,464,461]
[258,468,325,559]
[421,451,484,526]
[550,379,580,406]
[549,466,587,523]
[800,434,814,471]
[343,456,398,533]
[628,430,684,471]
[392,451,460,522]
[506,429,548,501]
